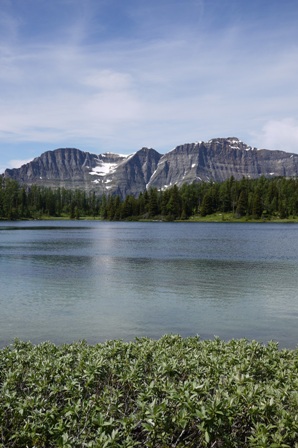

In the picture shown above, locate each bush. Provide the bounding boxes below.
[0,336,297,447]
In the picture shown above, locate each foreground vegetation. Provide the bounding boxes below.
[2,175,298,222]
[0,336,297,447]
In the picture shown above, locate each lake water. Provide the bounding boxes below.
[0,221,298,349]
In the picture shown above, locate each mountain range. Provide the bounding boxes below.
[4,137,298,198]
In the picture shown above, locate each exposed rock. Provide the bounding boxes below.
[4,147,162,198]
[147,138,298,189]
[4,137,298,198]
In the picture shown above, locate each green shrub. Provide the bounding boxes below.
[0,336,297,447]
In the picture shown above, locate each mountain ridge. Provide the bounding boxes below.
[4,137,298,198]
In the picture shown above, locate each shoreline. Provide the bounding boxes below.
[2,212,298,223]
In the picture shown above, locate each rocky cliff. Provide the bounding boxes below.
[4,137,298,198]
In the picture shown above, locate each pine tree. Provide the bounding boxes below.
[200,191,213,216]
[167,185,181,219]
[252,191,263,218]
[148,188,159,217]
[236,190,248,217]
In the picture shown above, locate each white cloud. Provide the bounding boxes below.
[255,118,298,153]
[83,70,133,90]
[1,0,298,168]
[8,158,32,168]
[0,158,32,174]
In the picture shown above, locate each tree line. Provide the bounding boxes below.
[1,175,298,220]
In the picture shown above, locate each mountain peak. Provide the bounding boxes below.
[4,138,298,198]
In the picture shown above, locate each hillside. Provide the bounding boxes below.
[4,137,298,198]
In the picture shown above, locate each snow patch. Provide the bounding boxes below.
[145,166,159,189]
[161,183,173,190]
[89,162,117,176]
[101,152,133,158]
[228,138,241,144]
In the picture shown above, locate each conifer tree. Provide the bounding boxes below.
[236,190,248,217]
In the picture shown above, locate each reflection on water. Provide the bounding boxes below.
[0,221,298,348]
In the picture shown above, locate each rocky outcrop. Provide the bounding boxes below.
[4,137,298,198]
[4,148,101,189]
[147,138,298,189]
[4,147,162,197]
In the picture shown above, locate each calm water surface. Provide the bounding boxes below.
[0,221,298,348]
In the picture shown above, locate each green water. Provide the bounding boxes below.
[0,221,297,348]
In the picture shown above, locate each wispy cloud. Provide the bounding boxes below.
[8,158,32,169]
[0,157,32,175]
[256,118,298,152]
[1,0,298,172]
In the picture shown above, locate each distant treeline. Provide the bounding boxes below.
[1,175,298,220]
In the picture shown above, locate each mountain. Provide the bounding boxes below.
[4,137,298,198]
[4,147,161,198]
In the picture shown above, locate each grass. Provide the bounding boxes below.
[32,212,298,223]
[187,213,298,223]
[0,336,297,447]
[4,210,298,223]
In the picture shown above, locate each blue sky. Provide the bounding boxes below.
[1,0,298,173]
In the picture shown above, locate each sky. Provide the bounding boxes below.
[1,0,298,173]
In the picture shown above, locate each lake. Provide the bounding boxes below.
[0,221,298,348]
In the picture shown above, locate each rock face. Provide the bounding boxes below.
[4,147,162,198]
[147,137,298,189]
[4,137,298,198]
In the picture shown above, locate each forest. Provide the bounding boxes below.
[1,175,298,221]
